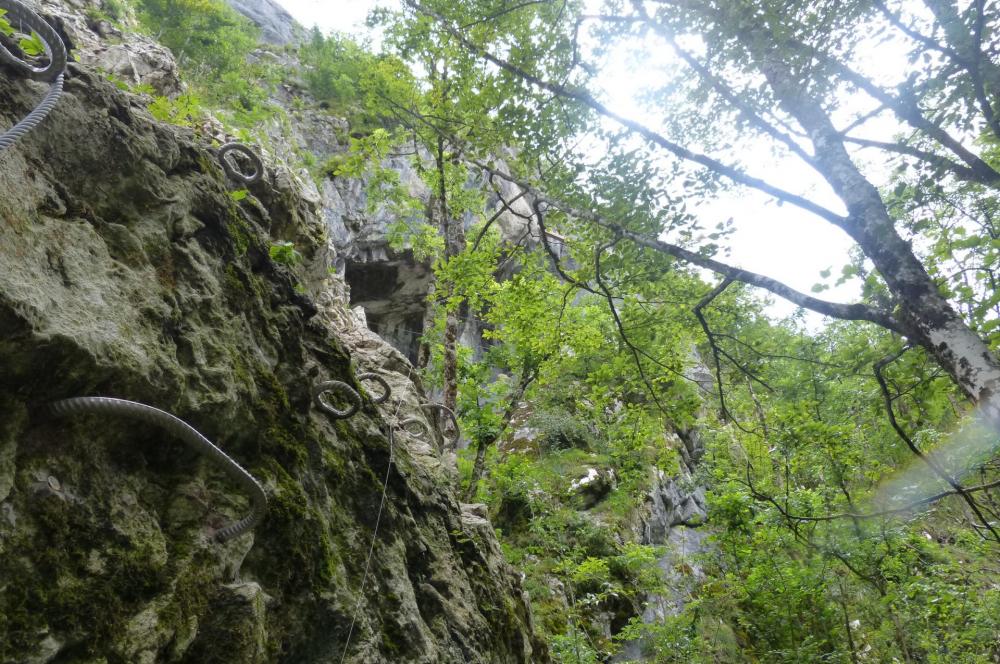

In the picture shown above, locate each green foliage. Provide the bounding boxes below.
[17,31,45,57]
[147,92,203,127]
[526,409,594,451]
[0,11,48,59]
[134,0,277,128]
[268,241,302,267]
[135,0,257,72]
[298,28,417,131]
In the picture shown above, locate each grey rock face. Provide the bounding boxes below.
[81,39,183,96]
[0,5,546,662]
[226,0,302,45]
[643,471,707,543]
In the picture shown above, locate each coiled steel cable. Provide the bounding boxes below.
[421,402,460,448]
[0,0,67,152]
[357,372,390,405]
[218,142,263,185]
[313,380,362,419]
[49,397,267,542]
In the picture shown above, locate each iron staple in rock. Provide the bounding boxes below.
[312,380,362,419]
[356,372,391,404]
[217,142,264,185]
[399,416,430,438]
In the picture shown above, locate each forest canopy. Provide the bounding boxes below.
[329,1,1000,660]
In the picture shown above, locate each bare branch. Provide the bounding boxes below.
[815,49,1000,184]
[472,176,529,252]
[694,277,735,422]
[459,0,549,29]
[594,239,675,416]
[630,0,817,167]
[842,135,981,181]
[745,472,1000,523]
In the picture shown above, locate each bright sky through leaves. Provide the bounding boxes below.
[277,0,917,320]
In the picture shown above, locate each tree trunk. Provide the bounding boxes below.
[465,369,536,502]
[760,50,1000,424]
[442,310,460,413]
[436,136,466,415]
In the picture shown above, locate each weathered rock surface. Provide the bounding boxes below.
[226,0,302,45]
[0,5,545,662]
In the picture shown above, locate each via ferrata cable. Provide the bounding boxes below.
[0,0,67,152]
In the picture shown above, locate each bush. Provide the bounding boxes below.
[135,0,258,73]
[298,28,416,131]
[528,409,594,451]
[134,0,276,126]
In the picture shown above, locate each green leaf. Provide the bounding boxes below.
[18,31,46,57]
[0,11,13,38]
[269,241,302,266]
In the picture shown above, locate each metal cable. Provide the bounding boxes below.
[49,397,267,542]
[217,142,263,185]
[0,0,67,151]
[339,365,413,663]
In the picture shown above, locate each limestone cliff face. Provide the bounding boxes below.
[0,2,545,662]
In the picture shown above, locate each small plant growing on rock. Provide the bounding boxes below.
[269,241,302,267]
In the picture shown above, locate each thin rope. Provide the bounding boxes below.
[0,0,67,151]
[339,363,414,663]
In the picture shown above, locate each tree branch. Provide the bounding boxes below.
[842,135,981,181]
[744,469,1000,524]
[473,160,905,333]
[813,48,1000,185]
[694,277,735,422]
[631,0,817,167]
[405,0,852,227]
[874,349,1000,543]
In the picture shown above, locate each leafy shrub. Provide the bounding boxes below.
[134,0,276,127]
[147,92,203,127]
[135,0,258,73]
[527,409,594,451]
[298,28,416,131]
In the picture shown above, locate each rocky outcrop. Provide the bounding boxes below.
[615,364,713,662]
[226,0,302,45]
[0,3,545,662]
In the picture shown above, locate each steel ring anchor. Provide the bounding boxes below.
[357,372,390,404]
[398,417,430,438]
[312,380,362,419]
[0,0,67,82]
[218,142,264,185]
[421,402,460,447]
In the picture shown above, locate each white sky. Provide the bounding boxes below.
[276,0,915,321]
[278,0,377,34]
